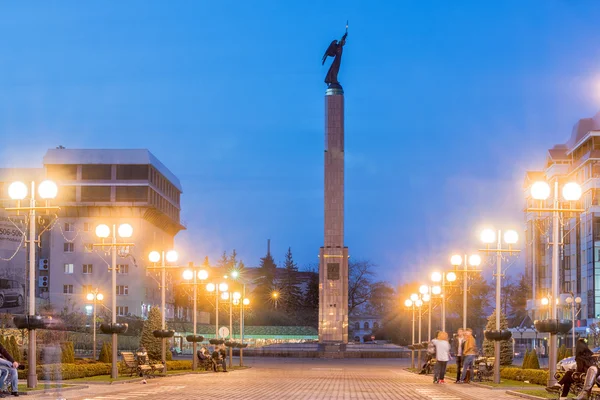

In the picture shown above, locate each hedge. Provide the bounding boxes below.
[165,360,192,371]
[431,365,548,385]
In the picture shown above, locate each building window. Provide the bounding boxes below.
[84,243,93,253]
[81,186,111,202]
[64,263,74,274]
[83,222,91,232]
[64,242,74,253]
[116,306,129,316]
[354,322,360,330]
[373,322,380,330]
[364,322,370,329]
[116,165,149,180]
[81,165,112,180]
[116,186,148,202]
[63,285,74,294]
[116,285,129,296]
[83,264,93,274]
[64,223,74,232]
[82,285,92,294]
[117,264,129,274]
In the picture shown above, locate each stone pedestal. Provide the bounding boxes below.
[318,85,348,344]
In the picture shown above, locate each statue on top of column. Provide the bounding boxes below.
[322,22,348,88]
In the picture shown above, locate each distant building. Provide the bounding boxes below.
[349,315,382,342]
[524,111,600,331]
[1,149,185,318]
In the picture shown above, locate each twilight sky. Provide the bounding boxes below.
[2,1,600,284]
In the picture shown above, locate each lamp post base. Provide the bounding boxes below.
[27,329,37,389]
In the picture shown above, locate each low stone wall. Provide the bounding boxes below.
[235,349,409,358]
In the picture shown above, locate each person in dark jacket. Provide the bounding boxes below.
[211,345,227,372]
[0,341,19,397]
[553,338,596,400]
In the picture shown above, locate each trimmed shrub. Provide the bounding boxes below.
[500,367,548,385]
[61,342,75,364]
[165,360,192,371]
[522,349,530,369]
[99,342,112,363]
[9,336,21,363]
[528,349,540,370]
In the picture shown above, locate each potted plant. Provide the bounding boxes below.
[152,329,175,338]
[535,319,573,334]
[14,315,48,330]
[100,322,129,334]
[186,335,204,343]
[484,330,512,341]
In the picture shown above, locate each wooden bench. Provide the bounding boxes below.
[121,352,152,377]
[136,352,165,376]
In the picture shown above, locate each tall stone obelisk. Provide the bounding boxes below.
[319,26,349,344]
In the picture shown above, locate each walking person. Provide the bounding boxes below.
[457,328,477,384]
[432,331,451,384]
[452,329,465,383]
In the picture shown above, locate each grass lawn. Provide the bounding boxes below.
[477,378,541,388]
[512,389,567,399]
[19,384,76,392]
[65,366,251,383]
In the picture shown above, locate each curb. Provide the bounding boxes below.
[23,384,90,396]
[505,390,547,400]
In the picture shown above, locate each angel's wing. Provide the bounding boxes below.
[321,40,338,65]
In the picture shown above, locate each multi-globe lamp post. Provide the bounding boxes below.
[565,294,582,357]
[480,227,519,384]
[230,270,251,366]
[182,266,209,370]
[528,180,583,387]
[418,284,440,341]
[450,254,482,330]
[206,280,229,339]
[430,270,456,332]
[148,249,179,370]
[6,180,59,389]
[94,223,134,379]
[405,293,426,368]
[86,289,104,360]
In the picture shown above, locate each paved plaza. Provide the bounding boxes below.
[28,358,523,400]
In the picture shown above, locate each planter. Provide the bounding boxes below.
[484,330,512,341]
[153,329,175,338]
[185,335,204,343]
[100,323,128,334]
[407,345,415,350]
[209,339,225,345]
[225,341,237,348]
[235,343,248,349]
[534,319,572,334]
[13,315,48,330]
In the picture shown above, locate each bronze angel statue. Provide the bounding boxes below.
[322,24,348,87]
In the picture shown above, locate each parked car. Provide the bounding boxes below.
[170,347,182,355]
[0,279,24,308]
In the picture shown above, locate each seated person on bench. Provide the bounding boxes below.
[211,345,228,373]
[0,341,19,397]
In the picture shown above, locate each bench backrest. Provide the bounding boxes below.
[121,352,137,367]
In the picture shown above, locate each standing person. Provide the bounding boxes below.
[457,328,477,384]
[453,329,465,383]
[0,340,19,397]
[432,331,452,384]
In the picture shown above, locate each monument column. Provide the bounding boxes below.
[318,84,349,344]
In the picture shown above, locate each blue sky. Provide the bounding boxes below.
[2,1,600,284]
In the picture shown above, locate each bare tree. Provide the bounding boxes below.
[348,260,376,314]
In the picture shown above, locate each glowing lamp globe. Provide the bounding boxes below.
[469,254,482,267]
[404,299,413,307]
[38,180,58,199]
[410,293,419,302]
[233,292,242,300]
[8,181,28,200]
[95,224,110,239]
[86,293,94,301]
[231,270,239,278]
[432,286,442,295]
[576,297,582,304]
[183,270,194,281]
[531,181,551,200]
[97,293,104,301]
[219,283,228,292]
[198,270,209,280]
[422,294,431,302]
[481,229,496,244]
[243,298,250,306]
[419,285,429,295]
[450,255,462,266]
[206,283,216,292]
[504,230,518,245]
[563,182,582,201]
[148,251,161,263]
[541,297,549,306]
[415,299,423,307]
[447,272,457,282]
[221,292,229,300]
[566,297,573,304]
[118,223,133,238]
[431,272,442,282]
[166,250,178,263]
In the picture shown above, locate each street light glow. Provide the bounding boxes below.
[219,283,228,292]
[8,181,27,200]
[87,293,94,301]
[504,230,518,244]
[432,286,441,295]
[206,283,216,292]
[446,272,457,282]
[272,291,279,299]
[469,254,482,267]
[419,285,429,294]
[562,182,582,201]
[231,270,239,278]
[415,299,423,307]
[243,298,250,306]
[410,293,419,301]
[117,223,133,238]
[541,297,549,306]
[148,251,161,263]
[96,224,110,239]
[404,299,413,307]
[531,181,551,200]
[183,270,193,281]
[97,293,104,301]
[166,250,178,263]
[422,294,431,302]
[431,272,442,282]
[450,255,462,266]
[198,270,209,280]
[38,180,58,199]
[481,229,496,244]
[233,292,242,300]
[221,292,229,300]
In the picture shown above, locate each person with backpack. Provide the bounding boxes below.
[432,331,452,384]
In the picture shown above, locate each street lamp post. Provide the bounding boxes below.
[230,269,251,367]
[94,223,134,379]
[182,266,209,370]
[565,294,582,357]
[206,280,229,339]
[419,284,440,341]
[450,254,482,329]
[431,271,456,332]
[480,228,519,384]
[405,297,417,369]
[148,250,179,371]
[5,180,59,389]
[528,180,583,387]
[86,289,104,360]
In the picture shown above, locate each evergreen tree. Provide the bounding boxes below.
[281,248,302,312]
[528,349,540,369]
[253,250,278,307]
[216,251,229,268]
[202,256,210,267]
[557,344,567,362]
[522,349,530,369]
[140,307,170,360]
[99,342,111,363]
[483,309,513,366]
[228,249,238,270]
[9,336,21,363]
